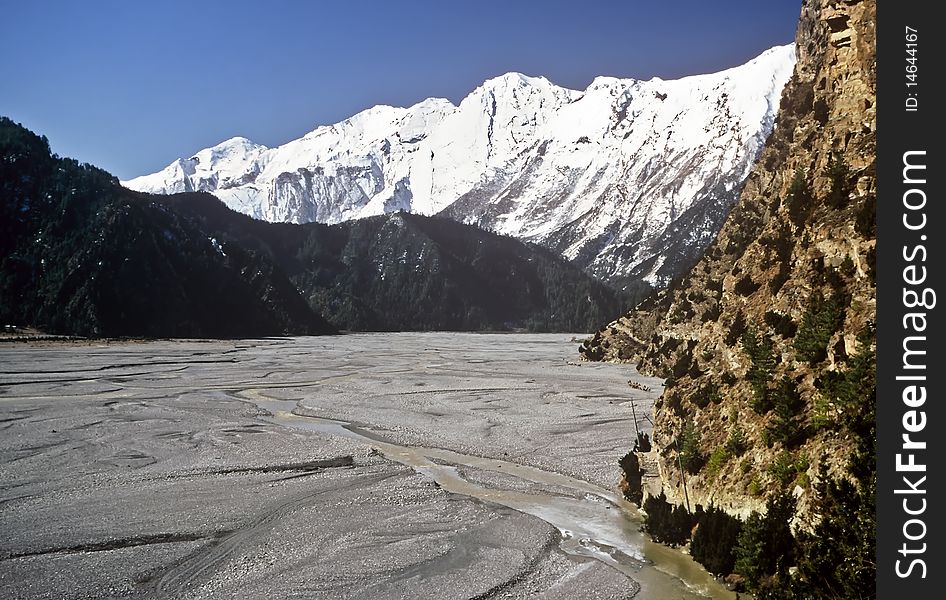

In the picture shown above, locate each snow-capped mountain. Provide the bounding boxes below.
[124,44,795,287]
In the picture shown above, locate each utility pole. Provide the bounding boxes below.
[674,436,691,513]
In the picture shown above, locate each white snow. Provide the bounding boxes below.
[122,44,796,284]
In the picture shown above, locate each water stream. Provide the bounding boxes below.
[251,396,735,600]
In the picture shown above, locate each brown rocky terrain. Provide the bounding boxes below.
[581,0,875,527]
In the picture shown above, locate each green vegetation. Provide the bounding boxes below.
[793,292,845,364]
[742,327,777,413]
[642,492,694,547]
[810,392,837,432]
[815,327,875,431]
[734,493,796,597]
[748,477,763,497]
[766,377,806,447]
[690,505,744,577]
[785,168,812,227]
[645,459,871,598]
[162,194,627,333]
[706,445,731,480]
[792,328,876,598]
[706,421,748,481]
[824,153,854,210]
[795,451,875,597]
[1,117,627,335]
[677,419,704,474]
[767,451,791,485]
[740,456,753,474]
[641,324,875,598]
[794,454,811,489]
[767,450,805,486]
[618,451,643,505]
[726,423,748,456]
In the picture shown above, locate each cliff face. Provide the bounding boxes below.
[581,0,875,522]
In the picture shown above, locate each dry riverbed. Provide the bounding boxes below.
[0,333,731,599]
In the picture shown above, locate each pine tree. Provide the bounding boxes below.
[734,492,797,591]
[691,505,743,576]
[743,327,777,413]
[678,419,704,474]
[786,168,812,227]
[766,377,806,447]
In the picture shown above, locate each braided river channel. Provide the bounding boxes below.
[0,333,734,599]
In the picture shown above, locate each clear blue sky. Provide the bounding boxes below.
[1,0,800,181]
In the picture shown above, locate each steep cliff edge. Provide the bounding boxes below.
[582,0,875,531]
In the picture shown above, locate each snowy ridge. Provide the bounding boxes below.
[124,44,796,286]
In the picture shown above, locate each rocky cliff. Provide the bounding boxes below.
[581,0,875,528]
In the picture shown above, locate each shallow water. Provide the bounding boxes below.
[254,396,734,600]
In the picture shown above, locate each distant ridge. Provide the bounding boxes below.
[0,117,335,338]
[1,116,624,336]
[124,45,795,289]
[152,192,627,332]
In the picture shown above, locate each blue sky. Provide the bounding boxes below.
[1,1,800,180]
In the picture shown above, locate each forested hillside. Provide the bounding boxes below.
[2,116,624,337]
[155,192,628,332]
[0,117,334,338]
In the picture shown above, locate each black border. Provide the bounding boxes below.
[877,1,941,596]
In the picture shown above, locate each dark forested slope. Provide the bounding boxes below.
[1,117,335,337]
[2,117,624,336]
[155,192,627,332]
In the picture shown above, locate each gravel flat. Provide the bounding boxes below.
[0,333,724,599]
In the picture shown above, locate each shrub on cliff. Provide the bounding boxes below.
[618,451,643,505]
[793,292,844,365]
[677,419,705,474]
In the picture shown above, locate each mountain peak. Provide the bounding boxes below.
[482,72,545,86]
[124,45,795,286]
[701,43,796,82]
[213,136,263,149]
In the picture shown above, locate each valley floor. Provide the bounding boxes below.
[0,333,730,599]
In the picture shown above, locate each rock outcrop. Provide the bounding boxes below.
[582,0,875,525]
